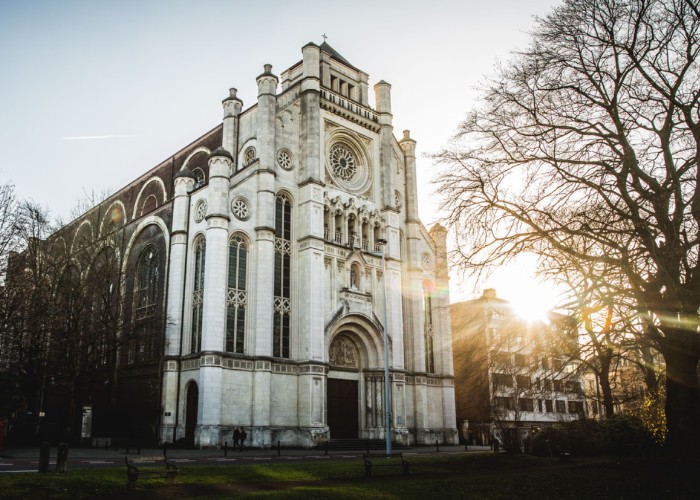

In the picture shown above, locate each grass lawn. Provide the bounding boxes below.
[1,452,698,499]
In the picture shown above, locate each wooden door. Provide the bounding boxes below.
[327,379,358,439]
[184,382,198,445]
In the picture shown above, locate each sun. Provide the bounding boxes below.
[488,254,561,323]
[510,283,558,324]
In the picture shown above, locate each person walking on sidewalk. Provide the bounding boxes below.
[239,428,247,451]
[233,427,241,448]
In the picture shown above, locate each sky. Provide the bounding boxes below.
[0,0,561,304]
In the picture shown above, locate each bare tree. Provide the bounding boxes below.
[436,0,700,451]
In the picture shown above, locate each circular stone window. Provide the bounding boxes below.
[231,197,250,221]
[330,144,357,181]
[326,139,371,195]
[277,149,294,171]
[194,200,207,223]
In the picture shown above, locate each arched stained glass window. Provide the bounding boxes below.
[191,237,206,353]
[273,194,292,358]
[91,248,118,367]
[226,235,247,353]
[130,246,159,363]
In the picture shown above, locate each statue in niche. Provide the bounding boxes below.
[329,337,357,367]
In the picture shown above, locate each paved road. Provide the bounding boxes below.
[0,445,489,473]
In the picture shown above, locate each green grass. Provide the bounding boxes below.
[1,453,698,499]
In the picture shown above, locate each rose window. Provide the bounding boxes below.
[277,149,293,170]
[330,145,357,181]
[231,198,250,220]
[194,200,207,223]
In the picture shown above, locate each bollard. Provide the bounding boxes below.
[277,440,281,456]
[38,441,50,473]
[56,443,69,473]
[224,441,228,457]
[436,440,440,453]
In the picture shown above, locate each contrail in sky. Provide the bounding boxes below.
[62,134,135,140]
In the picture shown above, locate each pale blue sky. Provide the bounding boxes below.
[0,0,561,301]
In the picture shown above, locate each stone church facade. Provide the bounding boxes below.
[40,42,457,448]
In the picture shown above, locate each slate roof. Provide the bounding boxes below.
[320,41,358,71]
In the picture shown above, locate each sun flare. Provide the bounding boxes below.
[488,254,561,323]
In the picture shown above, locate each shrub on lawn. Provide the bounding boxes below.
[530,416,656,456]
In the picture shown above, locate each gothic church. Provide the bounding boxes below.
[39,42,458,447]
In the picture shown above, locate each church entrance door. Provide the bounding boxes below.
[327,378,359,439]
[184,382,198,445]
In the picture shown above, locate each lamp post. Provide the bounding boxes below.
[371,238,391,455]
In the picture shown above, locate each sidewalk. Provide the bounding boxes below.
[1,443,490,460]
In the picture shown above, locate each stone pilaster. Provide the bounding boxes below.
[197,148,232,447]
[256,64,278,171]
[222,88,243,159]
[164,170,195,357]
[374,81,395,210]
[300,43,321,182]
[296,185,325,363]
[161,170,195,443]
[399,130,419,223]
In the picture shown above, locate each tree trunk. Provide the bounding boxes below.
[662,344,700,453]
[599,371,615,419]
[598,349,615,418]
[640,344,660,396]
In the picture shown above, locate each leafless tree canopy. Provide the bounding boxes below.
[436,0,700,451]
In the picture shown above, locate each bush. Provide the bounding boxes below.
[530,416,655,457]
[531,419,604,456]
[601,414,654,454]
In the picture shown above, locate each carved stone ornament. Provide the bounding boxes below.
[329,336,357,368]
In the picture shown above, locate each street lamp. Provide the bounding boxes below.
[370,238,391,455]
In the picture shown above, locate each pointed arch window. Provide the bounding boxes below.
[90,248,119,367]
[423,282,435,374]
[273,194,292,358]
[130,246,159,363]
[54,266,81,374]
[226,235,248,353]
[191,237,206,353]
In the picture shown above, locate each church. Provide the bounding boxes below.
[30,41,458,448]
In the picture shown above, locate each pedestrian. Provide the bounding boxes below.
[239,428,247,450]
[233,427,241,448]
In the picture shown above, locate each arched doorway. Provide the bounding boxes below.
[326,314,385,440]
[327,335,360,439]
[184,381,198,445]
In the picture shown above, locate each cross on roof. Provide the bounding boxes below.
[322,33,328,42]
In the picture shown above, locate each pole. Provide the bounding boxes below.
[370,240,391,456]
[379,240,391,455]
